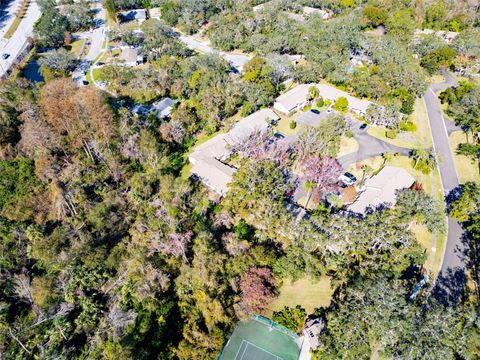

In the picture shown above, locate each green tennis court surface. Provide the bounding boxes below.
[219,316,301,360]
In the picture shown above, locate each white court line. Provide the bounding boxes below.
[237,340,283,360]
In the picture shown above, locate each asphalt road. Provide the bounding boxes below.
[338,121,411,168]
[0,0,40,77]
[424,72,467,305]
[72,0,106,86]
[0,0,21,38]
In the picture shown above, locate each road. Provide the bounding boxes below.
[178,33,251,72]
[0,0,41,77]
[72,0,106,86]
[0,0,22,38]
[424,72,467,305]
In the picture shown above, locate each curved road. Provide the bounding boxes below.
[338,121,411,167]
[425,72,466,305]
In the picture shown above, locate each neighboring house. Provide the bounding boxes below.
[274,84,314,115]
[152,98,177,118]
[253,0,274,12]
[119,48,141,67]
[189,108,278,195]
[302,6,331,19]
[296,109,330,127]
[347,166,415,215]
[190,155,236,196]
[414,29,459,44]
[119,9,147,22]
[149,7,161,20]
[227,108,278,142]
[316,83,372,115]
[303,318,325,351]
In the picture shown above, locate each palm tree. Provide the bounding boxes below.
[308,85,319,100]
[304,180,314,209]
[382,152,393,165]
[360,164,374,186]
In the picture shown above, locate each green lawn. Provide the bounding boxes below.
[91,67,108,82]
[449,131,480,184]
[70,39,86,57]
[367,99,432,149]
[338,135,359,157]
[269,276,333,314]
[274,114,302,136]
[411,223,434,273]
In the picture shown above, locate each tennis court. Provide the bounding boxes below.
[235,340,282,360]
[219,316,301,360]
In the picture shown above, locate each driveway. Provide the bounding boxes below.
[425,72,467,304]
[338,121,411,168]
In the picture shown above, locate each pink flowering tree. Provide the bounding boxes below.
[301,156,342,203]
[236,267,276,318]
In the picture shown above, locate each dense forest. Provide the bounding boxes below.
[1,0,480,359]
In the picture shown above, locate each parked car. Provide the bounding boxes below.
[339,172,357,186]
[274,132,285,139]
[82,80,89,86]
[310,108,320,114]
[359,123,368,130]
[1,53,10,60]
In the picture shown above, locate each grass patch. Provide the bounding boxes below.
[448,131,480,184]
[411,223,434,273]
[367,99,433,149]
[429,74,445,84]
[269,276,333,315]
[274,114,302,136]
[338,135,359,157]
[70,39,86,57]
[86,69,93,84]
[91,67,107,82]
[3,0,31,39]
[412,98,433,147]
[180,161,192,180]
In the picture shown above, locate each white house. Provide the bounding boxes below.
[273,84,314,115]
[152,98,177,119]
[316,83,372,115]
[119,9,147,23]
[118,48,140,67]
[348,166,415,215]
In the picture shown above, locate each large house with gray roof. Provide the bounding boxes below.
[347,166,415,215]
[189,108,279,195]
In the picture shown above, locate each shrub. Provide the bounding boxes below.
[333,97,348,112]
[400,121,417,132]
[325,99,332,107]
[345,130,354,138]
[385,130,398,139]
[289,120,296,129]
[316,97,324,108]
[302,103,312,111]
